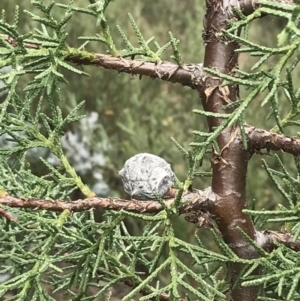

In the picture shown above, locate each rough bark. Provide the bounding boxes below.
[1,34,204,89]
[0,188,215,214]
[199,1,260,300]
[246,126,300,156]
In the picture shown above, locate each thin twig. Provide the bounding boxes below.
[0,208,17,222]
[0,187,215,214]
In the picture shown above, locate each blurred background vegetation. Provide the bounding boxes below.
[1,1,299,298]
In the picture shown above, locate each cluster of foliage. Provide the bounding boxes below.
[1,0,300,300]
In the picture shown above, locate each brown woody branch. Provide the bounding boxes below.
[233,0,295,16]
[246,126,300,156]
[0,208,17,221]
[257,230,300,252]
[0,187,215,214]
[4,32,300,158]
[1,34,204,89]
[6,34,300,157]
[2,35,41,49]
[1,191,300,254]
[200,0,259,300]
[67,53,204,89]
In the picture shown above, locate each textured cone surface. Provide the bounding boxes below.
[118,153,174,200]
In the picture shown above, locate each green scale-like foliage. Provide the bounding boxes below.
[1,0,300,300]
[0,1,228,300]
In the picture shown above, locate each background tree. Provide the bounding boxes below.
[0,0,300,300]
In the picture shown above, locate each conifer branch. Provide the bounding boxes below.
[246,126,300,156]
[67,52,203,88]
[258,230,300,252]
[1,34,203,89]
[1,192,300,253]
[0,187,215,214]
[236,0,296,16]
[1,35,40,50]
[1,1,300,300]
[199,0,262,299]
[0,208,17,221]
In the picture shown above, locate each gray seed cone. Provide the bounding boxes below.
[118,153,174,200]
